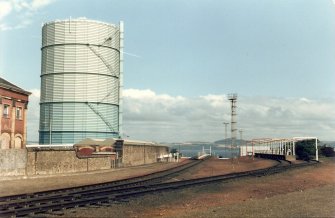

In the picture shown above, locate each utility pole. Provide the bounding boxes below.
[228,93,237,158]
[239,129,243,157]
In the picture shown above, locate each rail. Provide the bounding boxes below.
[0,157,209,217]
[0,158,316,217]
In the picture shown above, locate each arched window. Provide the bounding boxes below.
[14,135,22,149]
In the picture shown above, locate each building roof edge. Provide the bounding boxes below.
[0,77,32,96]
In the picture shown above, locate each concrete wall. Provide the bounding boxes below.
[0,149,27,176]
[122,144,168,167]
[0,144,169,177]
[26,150,111,176]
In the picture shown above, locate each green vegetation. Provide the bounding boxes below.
[320,145,335,157]
[295,140,316,161]
[295,140,335,160]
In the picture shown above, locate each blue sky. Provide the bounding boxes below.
[0,0,335,142]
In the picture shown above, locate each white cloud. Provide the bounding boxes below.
[0,1,12,21]
[0,0,55,31]
[31,0,54,10]
[29,88,40,97]
[200,94,226,108]
[11,0,30,12]
[0,23,11,30]
[124,89,185,102]
[123,90,335,142]
[27,88,40,142]
[26,88,335,143]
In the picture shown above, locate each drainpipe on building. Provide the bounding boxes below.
[10,101,15,148]
[23,103,28,147]
[0,102,2,139]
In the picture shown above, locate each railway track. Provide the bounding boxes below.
[0,157,208,217]
[0,159,317,217]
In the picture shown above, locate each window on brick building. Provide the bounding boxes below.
[16,107,22,120]
[3,104,10,118]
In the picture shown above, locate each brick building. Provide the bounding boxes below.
[0,77,31,149]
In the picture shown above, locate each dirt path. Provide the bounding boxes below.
[170,157,278,181]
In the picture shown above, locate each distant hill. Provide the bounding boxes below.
[214,138,247,145]
[181,141,212,145]
[320,141,335,147]
[164,140,335,149]
[165,141,214,147]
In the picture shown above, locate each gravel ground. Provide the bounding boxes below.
[167,157,278,181]
[58,157,335,218]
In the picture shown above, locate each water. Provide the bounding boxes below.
[170,144,240,158]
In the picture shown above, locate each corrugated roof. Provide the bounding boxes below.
[0,77,31,95]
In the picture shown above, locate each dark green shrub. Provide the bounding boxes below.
[320,146,335,157]
[295,140,316,161]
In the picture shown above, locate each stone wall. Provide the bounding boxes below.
[0,144,169,177]
[122,144,168,167]
[26,150,111,176]
[0,149,27,176]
